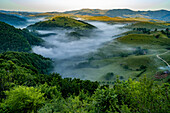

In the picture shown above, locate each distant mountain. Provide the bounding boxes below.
[0,10,40,16]
[0,10,57,18]
[1,9,170,21]
[64,9,170,21]
[0,12,27,26]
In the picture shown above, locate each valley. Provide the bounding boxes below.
[0,12,169,82]
[0,6,170,112]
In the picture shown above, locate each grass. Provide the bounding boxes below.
[69,32,170,82]
[70,54,164,81]
[125,22,170,29]
[159,52,170,64]
[27,16,96,30]
[117,34,170,46]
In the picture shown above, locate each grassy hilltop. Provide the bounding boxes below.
[27,16,96,30]
[125,21,170,29]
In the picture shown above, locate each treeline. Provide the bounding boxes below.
[0,51,169,113]
[0,21,44,53]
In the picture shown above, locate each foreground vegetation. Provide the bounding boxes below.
[0,52,169,113]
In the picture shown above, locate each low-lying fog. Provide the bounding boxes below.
[32,21,129,79]
[15,17,47,28]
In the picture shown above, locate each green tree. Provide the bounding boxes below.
[93,87,120,112]
[1,86,45,113]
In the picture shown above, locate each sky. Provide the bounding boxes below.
[0,0,169,12]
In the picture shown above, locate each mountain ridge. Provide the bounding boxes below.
[1,8,170,21]
[64,9,170,21]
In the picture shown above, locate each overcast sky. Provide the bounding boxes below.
[0,0,169,12]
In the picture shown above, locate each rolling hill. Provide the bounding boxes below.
[0,12,27,25]
[27,16,96,30]
[124,22,170,29]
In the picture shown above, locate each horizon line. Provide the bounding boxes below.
[0,8,170,13]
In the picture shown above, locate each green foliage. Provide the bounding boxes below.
[93,88,119,112]
[0,51,169,113]
[38,92,94,113]
[38,98,66,113]
[21,28,44,45]
[0,52,53,102]
[0,86,45,113]
[61,96,93,113]
[36,83,61,100]
[114,77,170,112]
[0,21,43,53]
[0,51,53,74]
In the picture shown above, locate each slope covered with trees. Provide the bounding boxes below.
[0,21,44,52]
[0,52,53,74]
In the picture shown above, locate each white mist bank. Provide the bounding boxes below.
[33,22,128,59]
[15,17,47,29]
[32,21,129,79]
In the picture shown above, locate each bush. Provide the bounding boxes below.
[0,86,45,113]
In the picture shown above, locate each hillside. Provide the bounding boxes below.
[0,12,27,25]
[27,16,96,30]
[125,22,170,29]
[0,21,44,52]
[117,34,170,45]
[79,15,162,22]
[0,51,53,74]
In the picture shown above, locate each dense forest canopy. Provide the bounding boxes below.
[0,21,44,53]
